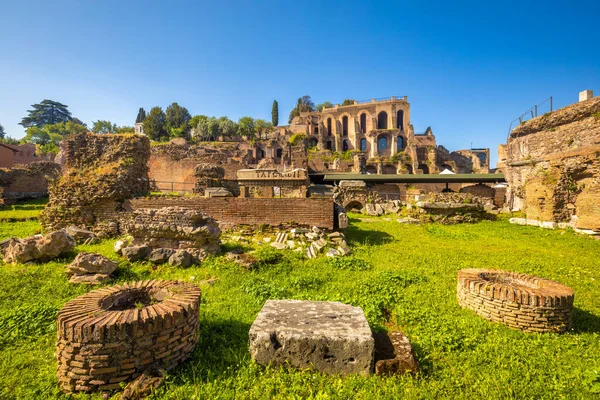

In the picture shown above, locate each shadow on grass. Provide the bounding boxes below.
[572,307,600,333]
[345,220,394,246]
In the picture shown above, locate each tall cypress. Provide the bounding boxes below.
[271,100,279,126]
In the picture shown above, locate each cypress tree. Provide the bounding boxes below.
[271,100,279,126]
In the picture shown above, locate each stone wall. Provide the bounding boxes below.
[126,197,335,230]
[0,161,61,204]
[503,96,600,231]
[41,133,150,236]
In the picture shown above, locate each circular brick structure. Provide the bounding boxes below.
[457,268,574,333]
[56,280,201,393]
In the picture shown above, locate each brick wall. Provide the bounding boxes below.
[127,197,334,230]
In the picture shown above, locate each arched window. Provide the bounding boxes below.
[326,140,332,151]
[377,137,388,154]
[276,148,283,159]
[342,116,348,136]
[360,138,367,152]
[342,139,349,151]
[397,136,405,151]
[360,113,367,133]
[419,164,430,174]
[396,110,404,130]
[377,111,388,129]
[477,152,487,165]
[327,118,332,136]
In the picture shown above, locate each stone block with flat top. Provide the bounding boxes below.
[249,300,374,375]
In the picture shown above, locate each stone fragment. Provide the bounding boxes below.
[539,221,557,229]
[306,244,318,259]
[65,226,97,244]
[249,300,374,375]
[338,213,349,229]
[275,232,288,244]
[311,239,327,252]
[290,228,308,234]
[305,232,318,240]
[270,242,287,250]
[66,252,118,276]
[325,248,340,257]
[526,219,540,226]
[168,250,194,268]
[328,232,345,239]
[68,274,111,285]
[286,240,296,249]
[204,187,233,198]
[337,244,352,256]
[2,230,75,264]
[311,226,322,234]
[121,246,151,262]
[374,331,419,376]
[226,252,258,269]
[120,366,165,400]
[509,217,527,226]
[114,239,128,254]
[397,217,421,225]
[263,237,272,243]
[148,248,175,264]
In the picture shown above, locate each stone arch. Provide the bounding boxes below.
[477,152,487,165]
[405,164,413,174]
[325,139,334,151]
[342,116,349,136]
[377,111,388,129]
[366,165,377,174]
[396,110,404,130]
[326,117,333,136]
[382,165,396,174]
[418,163,430,174]
[276,148,283,159]
[441,164,454,172]
[342,139,349,151]
[344,200,365,211]
[397,136,405,151]
[460,183,495,198]
[359,137,368,152]
[377,133,391,156]
[356,110,371,133]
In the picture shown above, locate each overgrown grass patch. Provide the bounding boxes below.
[0,213,599,398]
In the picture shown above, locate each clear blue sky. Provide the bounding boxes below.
[1,0,599,167]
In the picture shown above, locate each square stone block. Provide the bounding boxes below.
[249,300,374,375]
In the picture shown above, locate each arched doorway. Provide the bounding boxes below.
[256,148,265,160]
[397,136,405,151]
[276,148,283,159]
[327,118,332,136]
[342,116,348,136]
[326,140,333,151]
[377,136,388,155]
[396,110,404,130]
[377,111,388,129]
[405,164,413,174]
[418,164,430,174]
[360,113,367,133]
[441,164,454,172]
[360,138,367,152]
[342,139,349,151]
[344,200,364,212]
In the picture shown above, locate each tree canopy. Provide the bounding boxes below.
[341,99,356,106]
[135,108,147,124]
[0,123,5,140]
[143,107,168,141]
[237,116,256,138]
[92,120,117,134]
[271,100,279,126]
[19,100,72,128]
[288,95,315,123]
[165,102,191,138]
[316,101,333,111]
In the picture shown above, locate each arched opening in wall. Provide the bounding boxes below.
[377,111,388,129]
[256,148,265,160]
[342,116,348,136]
[416,147,427,160]
[344,200,364,212]
[441,164,454,172]
[360,113,367,133]
[314,127,318,134]
[396,110,404,130]
[307,137,318,149]
[276,148,283,159]
[342,139,349,151]
[360,138,367,152]
[397,136,405,151]
[418,164,430,174]
[327,118,332,136]
[405,164,413,174]
[377,136,388,155]
[326,140,333,151]
[366,165,377,174]
[382,165,396,174]
[477,152,487,166]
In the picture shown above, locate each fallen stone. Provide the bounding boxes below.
[114,239,128,255]
[337,244,351,256]
[509,217,527,226]
[168,250,194,267]
[275,232,288,244]
[312,238,327,251]
[305,232,319,240]
[226,252,258,269]
[187,248,208,264]
[328,232,345,239]
[374,331,419,376]
[290,228,308,234]
[557,222,573,229]
[249,300,374,375]
[325,248,340,257]
[306,244,318,259]
[526,219,540,227]
[263,237,272,243]
[312,226,322,234]
[270,242,287,250]
[3,230,75,264]
[66,252,118,276]
[120,365,165,400]
[65,226,97,244]
[338,213,349,229]
[397,217,421,225]
[286,240,296,249]
[121,246,151,262]
[539,221,558,229]
[204,187,233,198]
[148,248,175,264]
[68,273,111,285]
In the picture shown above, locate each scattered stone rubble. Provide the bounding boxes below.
[373,331,419,376]
[66,252,118,284]
[2,230,75,264]
[65,226,98,245]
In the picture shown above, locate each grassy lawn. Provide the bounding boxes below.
[0,205,599,399]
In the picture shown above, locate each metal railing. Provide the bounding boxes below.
[152,181,196,193]
[507,97,553,136]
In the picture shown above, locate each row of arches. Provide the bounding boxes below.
[322,135,407,153]
[325,110,405,136]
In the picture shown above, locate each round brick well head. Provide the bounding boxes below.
[56,280,201,393]
[457,268,574,333]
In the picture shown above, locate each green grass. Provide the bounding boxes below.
[0,198,48,222]
[0,213,599,399]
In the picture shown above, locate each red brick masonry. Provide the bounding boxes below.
[56,280,201,393]
[457,268,574,333]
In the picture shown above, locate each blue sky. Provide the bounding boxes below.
[1,0,599,167]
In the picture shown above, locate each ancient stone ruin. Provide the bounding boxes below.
[56,280,201,393]
[66,252,118,284]
[457,268,574,333]
[0,161,61,205]
[2,230,75,264]
[249,300,375,375]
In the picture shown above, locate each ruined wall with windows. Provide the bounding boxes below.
[503,94,600,231]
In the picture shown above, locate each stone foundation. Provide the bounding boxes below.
[56,280,201,393]
[457,268,574,333]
